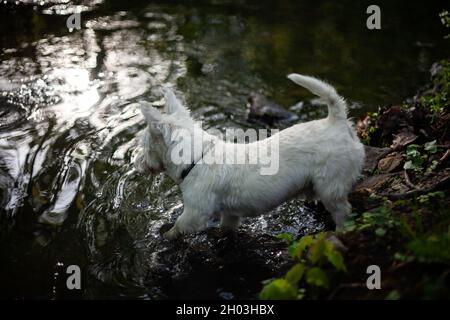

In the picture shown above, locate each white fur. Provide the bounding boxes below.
[135,75,365,239]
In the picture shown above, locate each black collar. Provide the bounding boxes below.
[180,152,203,181]
[179,142,214,181]
[180,161,197,180]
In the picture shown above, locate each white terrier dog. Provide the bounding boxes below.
[135,74,365,240]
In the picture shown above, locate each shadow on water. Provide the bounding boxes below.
[0,0,448,298]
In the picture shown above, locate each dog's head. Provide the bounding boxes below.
[134,88,193,175]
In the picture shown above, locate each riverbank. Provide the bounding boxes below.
[261,59,450,300]
[342,59,450,299]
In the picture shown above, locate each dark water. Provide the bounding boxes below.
[0,0,448,299]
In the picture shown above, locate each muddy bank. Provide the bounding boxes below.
[332,60,450,299]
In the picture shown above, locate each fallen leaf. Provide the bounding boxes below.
[390,129,418,150]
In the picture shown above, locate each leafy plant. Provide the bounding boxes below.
[420,59,450,120]
[417,191,445,204]
[385,191,450,267]
[359,112,379,145]
[403,144,427,172]
[407,230,450,265]
[424,140,438,153]
[440,10,450,38]
[259,279,298,300]
[343,200,397,237]
[260,232,346,300]
[403,141,440,173]
[385,290,401,300]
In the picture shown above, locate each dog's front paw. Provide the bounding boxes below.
[163,226,181,240]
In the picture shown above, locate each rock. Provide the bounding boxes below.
[430,62,443,78]
[247,93,298,126]
[363,146,391,173]
[378,152,403,173]
[354,173,398,193]
[148,228,291,299]
[349,172,403,211]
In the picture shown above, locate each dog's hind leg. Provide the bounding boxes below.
[219,214,241,231]
[321,197,351,230]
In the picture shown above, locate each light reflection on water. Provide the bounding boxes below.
[0,0,448,298]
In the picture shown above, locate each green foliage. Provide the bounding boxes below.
[360,112,378,145]
[325,246,346,271]
[345,191,447,244]
[385,290,401,300]
[407,231,450,264]
[276,233,294,244]
[260,232,346,300]
[285,263,305,284]
[424,140,438,153]
[343,200,398,236]
[365,191,450,267]
[416,191,445,203]
[260,279,298,300]
[403,141,440,173]
[403,144,425,172]
[306,267,329,288]
[420,59,450,119]
[394,252,414,263]
[397,191,447,239]
[375,227,387,237]
[440,10,450,38]
[288,234,314,258]
[265,191,448,299]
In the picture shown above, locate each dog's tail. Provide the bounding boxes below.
[287,73,347,121]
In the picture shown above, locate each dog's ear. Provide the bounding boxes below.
[163,87,190,116]
[140,101,163,123]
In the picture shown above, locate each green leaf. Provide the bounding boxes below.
[288,242,299,258]
[417,195,429,203]
[276,233,294,244]
[375,228,387,237]
[285,263,305,285]
[406,145,420,157]
[298,235,314,249]
[403,160,414,170]
[289,235,314,259]
[309,235,327,264]
[325,249,347,272]
[306,267,329,289]
[394,252,414,262]
[259,279,298,300]
[385,290,401,300]
[429,191,444,199]
[406,144,420,151]
[424,140,437,154]
[343,220,356,232]
[407,233,450,264]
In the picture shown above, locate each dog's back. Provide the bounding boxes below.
[207,74,365,227]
